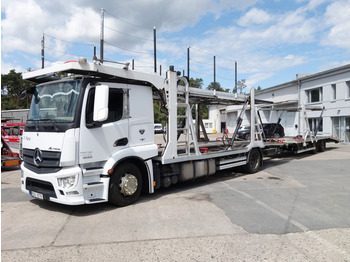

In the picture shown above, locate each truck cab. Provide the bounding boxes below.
[21,62,158,206]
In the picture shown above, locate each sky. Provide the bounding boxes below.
[1,0,350,91]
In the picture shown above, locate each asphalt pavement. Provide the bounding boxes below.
[1,142,350,261]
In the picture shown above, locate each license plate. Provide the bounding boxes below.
[30,191,44,200]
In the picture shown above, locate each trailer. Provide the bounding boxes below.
[257,104,341,156]
[19,59,269,206]
[1,122,25,151]
[1,136,21,168]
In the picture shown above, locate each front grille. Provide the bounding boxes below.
[26,177,57,199]
[23,148,62,174]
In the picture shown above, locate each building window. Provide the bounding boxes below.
[331,84,336,100]
[308,118,323,133]
[346,81,350,98]
[307,87,322,103]
[204,122,213,129]
[332,116,350,143]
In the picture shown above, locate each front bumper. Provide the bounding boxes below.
[21,163,109,205]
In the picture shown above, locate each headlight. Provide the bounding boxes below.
[57,175,77,190]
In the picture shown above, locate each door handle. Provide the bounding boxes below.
[113,137,128,147]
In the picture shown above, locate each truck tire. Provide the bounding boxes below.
[109,163,143,207]
[317,140,326,152]
[243,148,262,174]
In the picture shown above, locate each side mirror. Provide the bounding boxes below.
[93,85,109,122]
[19,86,36,99]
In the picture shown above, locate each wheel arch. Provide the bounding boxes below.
[111,157,151,194]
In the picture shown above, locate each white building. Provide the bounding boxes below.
[208,64,350,143]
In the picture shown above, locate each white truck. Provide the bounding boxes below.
[20,58,268,206]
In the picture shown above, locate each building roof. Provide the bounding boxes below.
[256,63,350,93]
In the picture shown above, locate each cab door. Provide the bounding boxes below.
[79,84,129,164]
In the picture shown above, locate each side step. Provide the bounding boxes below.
[296,147,316,154]
[217,156,247,170]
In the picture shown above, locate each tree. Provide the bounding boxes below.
[237,79,247,94]
[189,77,203,89]
[153,101,167,126]
[1,70,33,110]
[207,81,230,93]
[207,81,223,91]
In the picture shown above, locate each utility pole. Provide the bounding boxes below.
[41,33,45,69]
[100,8,104,63]
[187,46,190,79]
[154,27,157,73]
[213,55,216,84]
[234,61,238,93]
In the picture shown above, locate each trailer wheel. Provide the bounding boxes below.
[109,163,142,207]
[317,140,326,152]
[243,148,262,174]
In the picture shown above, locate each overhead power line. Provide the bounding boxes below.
[217,75,235,81]
[190,47,213,56]
[190,69,213,77]
[104,10,151,29]
[45,46,84,58]
[104,40,151,55]
[190,46,237,62]
[216,65,235,71]
[216,54,236,62]
[104,25,153,42]
[45,33,95,47]
[190,58,212,67]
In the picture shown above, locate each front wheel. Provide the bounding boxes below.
[109,163,143,207]
[243,148,262,174]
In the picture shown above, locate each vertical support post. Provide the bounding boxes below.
[297,80,301,136]
[132,59,134,70]
[187,46,190,79]
[162,67,179,161]
[250,87,255,144]
[41,33,45,69]
[160,64,162,76]
[195,104,200,140]
[100,8,104,63]
[154,27,157,73]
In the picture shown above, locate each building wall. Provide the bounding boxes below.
[255,82,298,103]
[300,67,350,142]
[208,64,350,143]
[1,109,29,123]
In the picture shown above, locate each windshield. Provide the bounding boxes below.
[28,80,81,123]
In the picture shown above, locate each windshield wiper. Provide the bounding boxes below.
[27,118,59,131]
[27,117,56,122]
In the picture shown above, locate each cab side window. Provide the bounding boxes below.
[86,88,124,126]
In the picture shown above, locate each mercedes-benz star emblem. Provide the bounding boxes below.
[33,148,43,167]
